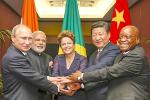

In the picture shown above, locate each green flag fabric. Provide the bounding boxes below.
[59,0,86,57]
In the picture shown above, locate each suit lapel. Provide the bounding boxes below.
[94,42,111,64]
[114,53,124,64]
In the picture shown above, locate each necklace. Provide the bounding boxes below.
[65,53,75,69]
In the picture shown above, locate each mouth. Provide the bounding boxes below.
[37,46,44,49]
[22,46,31,51]
[120,42,129,46]
[65,48,71,51]
[120,43,127,46]
[95,41,103,45]
[23,45,30,48]
[95,41,102,44]
[119,43,129,50]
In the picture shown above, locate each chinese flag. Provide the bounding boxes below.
[110,0,131,44]
[22,0,38,32]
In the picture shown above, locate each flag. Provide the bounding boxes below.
[110,0,131,44]
[22,0,38,32]
[58,0,86,57]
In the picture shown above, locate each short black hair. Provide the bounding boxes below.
[91,21,110,34]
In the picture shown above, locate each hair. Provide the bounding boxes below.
[91,21,110,34]
[32,31,46,39]
[57,30,75,45]
[12,24,31,36]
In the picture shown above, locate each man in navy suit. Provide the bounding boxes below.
[83,21,120,100]
[2,24,66,100]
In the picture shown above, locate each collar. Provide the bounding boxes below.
[30,49,42,56]
[97,41,110,52]
[12,44,27,56]
[22,52,27,55]
[98,48,103,52]
[123,51,130,55]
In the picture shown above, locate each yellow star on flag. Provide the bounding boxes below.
[112,9,125,29]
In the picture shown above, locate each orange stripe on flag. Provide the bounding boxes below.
[22,0,38,32]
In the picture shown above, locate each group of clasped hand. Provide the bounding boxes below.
[51,71,81,96]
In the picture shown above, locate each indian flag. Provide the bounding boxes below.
[21,0,38,32]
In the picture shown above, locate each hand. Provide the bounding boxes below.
[49,61,53,68]
[56,83,73,96]
[59,76,73,84]
[67,83,81,91]
[63,83,81,96]
[60,88,75,96]
[47,76,66,84]
[59,85,77,96]
[68,71,82,82]
[57,83,74,96]
[58,83,65,89]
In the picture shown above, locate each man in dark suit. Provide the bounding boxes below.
[83,21,120,100]
[28,31,53,100]
[68,25,150,100]
[2,24,65,100]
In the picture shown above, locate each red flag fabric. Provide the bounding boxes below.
[22,0,38,32]
[110,0,131,44]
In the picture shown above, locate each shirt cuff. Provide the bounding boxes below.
[81,83,85,89]
[57,84,60,92]
[78,73,84,82]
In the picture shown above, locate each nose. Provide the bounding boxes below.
[95,36,101,41]
[25,38,32,44]
[39,40,44,44]
[120,36,126,42]
[64,43,69,47]
[62,43,70,48]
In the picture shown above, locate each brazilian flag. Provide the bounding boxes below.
[59,0,87,57]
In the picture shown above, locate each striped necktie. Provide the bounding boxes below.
[94,49,102,64]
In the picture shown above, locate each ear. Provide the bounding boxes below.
[11,35,15,43]
[135,35,140,44]
[136,38,140,44]
[108,32,110,39]
[116,40,119,46]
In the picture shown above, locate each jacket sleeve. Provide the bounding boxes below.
[8,56,58,94]
[84,80,109,91]
[78,56,88,72]
[83,49,146,83]
[52,55,59,76]
[84,46,120,72]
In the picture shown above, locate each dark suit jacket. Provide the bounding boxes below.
[28,49,53,100]
[83,42,120,100]
[2,45,58,100]
[83,45,150,100]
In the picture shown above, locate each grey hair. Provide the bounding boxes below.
[12,24,31,36]
[32,31,46,39]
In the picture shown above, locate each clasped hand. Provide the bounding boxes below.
[47,71,82,96]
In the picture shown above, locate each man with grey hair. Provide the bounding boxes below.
[2,24,66,100]
[28,30,54,100]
